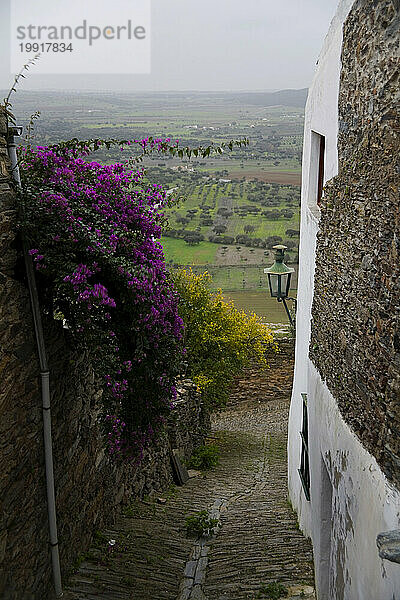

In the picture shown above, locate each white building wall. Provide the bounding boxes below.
[288,0,354,535]
[308,364,400,600]
[288,0,400,598]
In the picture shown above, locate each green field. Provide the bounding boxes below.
[11,90,304,177]
[168,263,298,292]
[11,90,303,298]
[223,290,296,324]
[159,171,300,290]
[161,237,218,265]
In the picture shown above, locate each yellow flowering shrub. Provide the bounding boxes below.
[173,269,275,409]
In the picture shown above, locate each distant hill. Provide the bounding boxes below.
[3,88,309,110]
[228,88,308,108]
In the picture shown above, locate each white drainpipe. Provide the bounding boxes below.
[7,127,63,598]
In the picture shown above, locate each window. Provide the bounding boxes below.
[298,392,310,500]
[316,134,325,206]
[308,131,326,211]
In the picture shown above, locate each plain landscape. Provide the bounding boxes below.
[11,89,305,325]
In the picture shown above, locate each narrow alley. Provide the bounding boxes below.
[64,343,315,600]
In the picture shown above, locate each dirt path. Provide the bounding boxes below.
[64,349,314,600]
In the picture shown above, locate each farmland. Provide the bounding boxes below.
[9,90,303,316]
[157,169,300,290]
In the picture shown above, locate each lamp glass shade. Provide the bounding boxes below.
[264,245,294,300]
[267,272,291,299]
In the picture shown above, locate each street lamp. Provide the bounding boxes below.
[264,244,297,327]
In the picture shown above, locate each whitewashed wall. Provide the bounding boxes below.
[287,0,400,598]
[308,363,400,599]
[288,0,355,534]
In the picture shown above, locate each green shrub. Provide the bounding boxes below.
[185,510,219,537]
[257,582,288,599]
[188,444,219,470]
[173,269,275,409]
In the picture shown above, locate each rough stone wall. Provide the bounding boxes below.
[0,107,208,600]
[310,0,400,486]
[0,108,48,599]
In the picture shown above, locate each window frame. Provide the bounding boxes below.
[307,130,326,214]
[298,392,311,501]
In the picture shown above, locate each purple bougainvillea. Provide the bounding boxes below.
[19,143,185,460]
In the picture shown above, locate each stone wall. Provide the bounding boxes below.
[310,0,400,486]
[0,107,208,600]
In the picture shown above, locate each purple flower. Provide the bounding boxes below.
[19,140,186,463]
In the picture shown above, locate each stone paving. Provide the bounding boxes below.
[64,345,315,600]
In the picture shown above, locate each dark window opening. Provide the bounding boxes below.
[298,392,310,500]
[317,134,325,206]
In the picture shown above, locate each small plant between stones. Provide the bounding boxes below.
[188,444,220,470]
[255,581,288,599]
[185,510,219,537]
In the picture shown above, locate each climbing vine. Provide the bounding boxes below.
[16,135,248,459]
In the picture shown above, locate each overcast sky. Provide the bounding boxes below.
[0,0,338,92]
